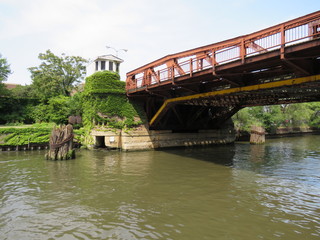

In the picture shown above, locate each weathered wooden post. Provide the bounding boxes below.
[46,124,75,160]
[250,126,265,144]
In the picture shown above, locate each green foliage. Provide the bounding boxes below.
[305,102,320,128]
[46,96,70,124]
[233,103,320,133]
[30,95,70,124]
[29,103,50,123]
[0,97,39,124]
[249,106,285,132]
[68,92,83,116]
[233,108,261,132]
[281,103,312,127]
[82,71,145,130]
[0,127,52,146]
[84,71,125,95]
[0,54,12,96]
[29,50,87,100]
[10,85,37,98]
[0,54,11,83]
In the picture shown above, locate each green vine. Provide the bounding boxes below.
[0,127,51,146]
[82,71,146,133]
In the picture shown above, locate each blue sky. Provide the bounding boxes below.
[0,0,319,85]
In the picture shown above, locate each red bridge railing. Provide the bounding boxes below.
[126,11,320,93]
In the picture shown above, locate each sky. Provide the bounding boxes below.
[0,0,319,85]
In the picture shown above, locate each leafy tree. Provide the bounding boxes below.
[68,92,83,116]
[0,54,11,82]
[46,95,70,124]
[302,102,320,128]
[9,84,37,98]
[30,95,71,124]
[282,103,312,127]
[28,50,87,100]
[0,54,12,95]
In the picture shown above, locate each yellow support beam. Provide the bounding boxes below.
[149,74,320,126]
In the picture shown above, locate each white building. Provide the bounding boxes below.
[86,54,124,76]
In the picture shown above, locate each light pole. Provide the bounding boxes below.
[106,46,128,57]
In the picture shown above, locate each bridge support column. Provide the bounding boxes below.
[250,126,265,144]
[89,120,236,151]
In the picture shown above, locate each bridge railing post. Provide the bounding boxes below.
[280,24,285,59]
[240,38,246,64]
[211,49,217,75]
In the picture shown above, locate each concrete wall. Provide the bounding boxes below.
[90,124,236,151]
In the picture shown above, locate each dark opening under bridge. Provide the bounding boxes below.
[126,11,320,131]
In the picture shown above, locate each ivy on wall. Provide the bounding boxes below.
[84,71,125,95]
[82,71,146,130]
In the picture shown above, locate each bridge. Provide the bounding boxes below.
[126,11,320,131]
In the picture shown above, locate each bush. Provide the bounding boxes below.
[0,127,52,146]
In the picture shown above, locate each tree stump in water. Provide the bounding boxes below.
[46,124,75,160]
[250,126,265,144]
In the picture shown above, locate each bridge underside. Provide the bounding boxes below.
[149,75,320,130]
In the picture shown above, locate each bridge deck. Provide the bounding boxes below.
[126,11,320,97]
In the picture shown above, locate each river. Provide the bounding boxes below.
[0,135,320,240]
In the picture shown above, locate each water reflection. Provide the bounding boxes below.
[159,144,236,166]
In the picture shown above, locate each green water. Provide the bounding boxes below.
[1,135,320,239]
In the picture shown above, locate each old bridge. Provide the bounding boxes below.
[126,11,320,131]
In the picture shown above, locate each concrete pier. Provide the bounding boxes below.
[90,124,236,151]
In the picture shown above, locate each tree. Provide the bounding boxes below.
[0,54,12,95]
[29,50,87,100]
[10,84,37,98]
[0,54,11,82]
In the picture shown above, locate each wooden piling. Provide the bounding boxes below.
[45,124,75,160]
[250,126,265,144]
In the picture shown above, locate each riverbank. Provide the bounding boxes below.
[1,124,320,151]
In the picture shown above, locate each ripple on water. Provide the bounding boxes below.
[1,137,320,239]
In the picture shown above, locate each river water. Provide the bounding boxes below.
[0,135,320,240]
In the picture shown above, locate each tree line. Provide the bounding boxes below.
[0,50,86,125]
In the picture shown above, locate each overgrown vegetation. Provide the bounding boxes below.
[232,103,320,133]
[0,125,52,146]
[82,71,145,130]
[0,123,85,146]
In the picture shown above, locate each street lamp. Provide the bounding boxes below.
[106,46,128,56]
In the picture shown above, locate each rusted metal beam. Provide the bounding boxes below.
[149,74,320,127]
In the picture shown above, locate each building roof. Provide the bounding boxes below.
[94,54,124,63]
[4,83,21,89]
